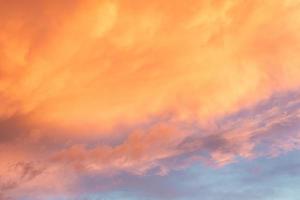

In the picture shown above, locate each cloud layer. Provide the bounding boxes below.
[1,0,300,199]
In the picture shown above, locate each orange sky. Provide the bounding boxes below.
[1,0,300,199]
[1,0,300,136]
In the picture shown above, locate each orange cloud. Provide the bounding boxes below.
[1,0,300,138]
[1,1,300,198]
[52,123,186,175]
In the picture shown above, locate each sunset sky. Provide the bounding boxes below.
[1,0,300,199]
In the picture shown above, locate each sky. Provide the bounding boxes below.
[1,0,300,199]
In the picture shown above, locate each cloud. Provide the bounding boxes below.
[52,122,186,176]
[0,115,26,143]
[0,162,45,192]
[57,90,300,177]
[48,90,300,180]
[1,0,300,136]
[1,0,300,199]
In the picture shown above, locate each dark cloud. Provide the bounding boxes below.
[0,115,26,143]
[0,162,45,192]
[178,133,228,153]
